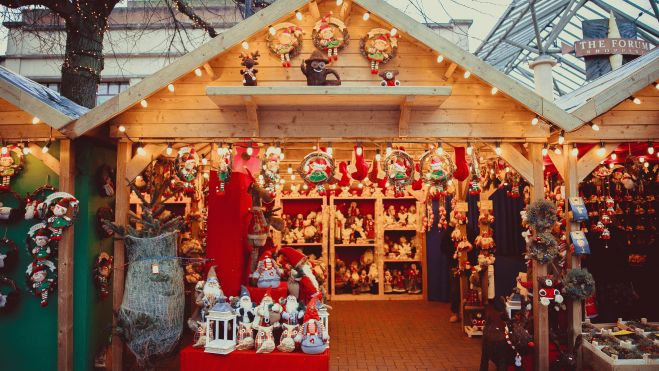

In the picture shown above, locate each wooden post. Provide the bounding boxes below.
[58,139,75,371]
[529,143,549,371]
[563,144,582,347]
[112,140,132,371]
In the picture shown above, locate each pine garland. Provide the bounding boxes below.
[563,268,595,300]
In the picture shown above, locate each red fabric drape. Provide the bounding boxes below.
[181,346,329,371]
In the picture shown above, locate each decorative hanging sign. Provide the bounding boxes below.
[25,259,57,307]
[312,12,349,62]
[383,149,414,197]
[216,146,233,195]
[418,149,455,197]
[266,23,304,67]
[568,196,589,222]
[0,145,24,191]
[570,230,590,255]
[298,151,335,195]
[175,147,200,195]
[360,28,399,74]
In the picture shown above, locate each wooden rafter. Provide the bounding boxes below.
[125,144,167,181]
[57,139,74,371]
[340,0,352,20]
[487,143,535,186]
[308,0,321,19]
[444,63,457,79]
[576,143,618,183]
[28,142,61,175]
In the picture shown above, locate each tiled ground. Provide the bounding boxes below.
[328,300,484,371]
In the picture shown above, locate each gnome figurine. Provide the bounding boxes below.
[201,266,225,320]
[251,250,283,288]
[279,247,321,304]
[234,287,256,350]
[295,297,329,354]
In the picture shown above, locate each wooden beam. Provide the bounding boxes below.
[202,63,216,79]
[112,141,132,371]
[0,124,66,139]
[398,96,413,137]
[339,0,352,20]
[57,139,74,371]
[28,142,61,175]
[576,143,618,183]
[563,123,659,141]
[125,144,167,182]
[444,63,457,79]
[529,143,549,371]
[243,96,260,137]
[488,143,535,186]
[547,148,565,180]
[308,0,320,19]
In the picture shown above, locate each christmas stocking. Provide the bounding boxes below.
[347,146,369,181]
[453,147,469,181]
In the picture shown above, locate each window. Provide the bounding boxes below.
[38,81,129,105]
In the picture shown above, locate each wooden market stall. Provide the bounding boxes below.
[45,0,657,370]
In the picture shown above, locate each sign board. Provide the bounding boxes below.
[569,197,589,222]
[455,202,468,213]
[479,200,493,210]
[561,38,652,57]
[570,231,590,255]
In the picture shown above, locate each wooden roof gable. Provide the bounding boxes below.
[62,0,584,139]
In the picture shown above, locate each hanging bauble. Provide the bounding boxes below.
[216,146,233,196]
[174,147,200,195]
[25,259,57,307]
[312,12,349,62]
[266,23,304,68]
[0,237,18,270]
[298,151,335,195]
[419,149,456,197]
[0,145,24,191]
[360,28,399,74]
[383,149,414,198]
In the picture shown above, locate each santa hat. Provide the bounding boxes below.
[34,229,50,238]
[259,250,275,263]
[347,146,369,181]
[304,297,320,322]
[319,12,333,31]
[377,34,389,42]
[262,288,273,303]
[337,162,350,187]
[279,247,306,268]
[239,285,250,299]
[206,265,218,282]
[57,198,70,207]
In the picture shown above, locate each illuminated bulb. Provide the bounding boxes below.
[647,141,655,155]
[558,131,565,145]
[327,146,333,156]
[571,143,578,157]
[201,157,208,165]
[280,179,285,185]
[312,145,317,150]
[611,153,617,161]
[490,168,495,175]
[268,26,276,35]
[436,145,444,155]
[258,174,264,181]
[140,99,148,108]
[303,184,308,190]
[609,163,615,169]
[590,122,600,131]
[655,82,659,90]
[541,144,548,157]
[644,161,649,168]
[32,117,40,125]
[118,125,126,133]
[630,96,641,105]
[336,0,343,5]
[203,172,210,179]
[436,55,444,63]
[295,11,303,20]
[554,146,562,155]
[241,41,249,49]
[356,146,363,156]
[639,156,645,163]
[22,145,30,155]
[166,144,172,156]
[375,152,381,161]
[505,167,510,173]
[362,12,370,21]
[246,146,253,156]
[495,143,502,156]
[390,28,398,36]
[596,142,605,157]
[194,68,202,77]
[358,183,363,189]
[386,146,392,155]
[291,174,296,181]
[42,142,50,154]
[531,116,539,126]
[491,87,498,95]
[287,166,293,174]
[137,143,146,156]
[0,146,6,155]
[463,70,471,79]
[167,84,175,92]
[136,175,143,182]
[466,143,473,156]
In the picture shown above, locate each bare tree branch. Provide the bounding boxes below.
[0,0,75,18]
[171,0,218,38]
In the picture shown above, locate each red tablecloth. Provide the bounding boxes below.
[180,345,329,371]
[248,283,288,304]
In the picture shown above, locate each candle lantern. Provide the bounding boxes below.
[204,300,238,355]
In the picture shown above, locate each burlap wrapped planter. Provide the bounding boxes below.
[117,231,184,366]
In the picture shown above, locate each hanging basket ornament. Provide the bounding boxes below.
[312,12,349,62]
[0,145,25,191]
[25,259,57,307]
[216,146,233,196]
[419,149,456,197]
[298,151,335,195]
[383,149,415,198]
[266,23,304,67]
[174,147,200,196]
[360,28,399,74]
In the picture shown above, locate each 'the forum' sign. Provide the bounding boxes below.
[562,38,653,57]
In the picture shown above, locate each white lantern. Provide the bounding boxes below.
[204,300,238,355]
[318,305,329,333]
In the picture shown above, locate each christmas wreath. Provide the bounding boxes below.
[265,22,304,67]
[24,184,57,220]
[311,12,349,61]
[563,268,595,301]
[0,190,25,223]
[0,275,17,309]
[528,231,559,264]
[0,237,18,270]
[526,200,557,232]
[418,149,455,197]
[298,150,335,194]
[0,145,25,191]
[174,147,200,195]
[359,28,399,74]
[383,149,415,197]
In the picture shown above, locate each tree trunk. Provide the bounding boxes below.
[60,11,107,108]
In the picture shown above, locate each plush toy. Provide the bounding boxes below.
[392,269,407,293]
[301,51,341,86]
[280,295,305,326]
[174,147,199,195]
[312,12,348,61]
[239,51,259,86]
[538,276,564,311]
[43,195,79,241]
[251,250,283,288]
[278,323,300,353]
[26,225,53,261]
[364,214,375,239]
[266,23,304,67]
[295,297,329,354]
[93,252,113,300]
[234,292,256,350]
[255,325,276,353]
[201,266,225,320]
[253,290,282,328]
[379,70,400,86]
[26,259,56,307]
[215,146,233,196]
[278,247,321,304]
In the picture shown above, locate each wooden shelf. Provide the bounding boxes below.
[206,86,452,109]
[463,305,485,311]
[383,259,422,263]
[331,293,381,301]
[382,294,424,300]
[282,242,323,247]
[334,243,375,247]
[384,227,418,231]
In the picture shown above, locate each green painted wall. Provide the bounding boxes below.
[0,142,60,371]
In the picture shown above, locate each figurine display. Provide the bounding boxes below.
[266,23,304,67]
[251,250,283,288]
[93,252,113,300]
[295,297,329,354]
[391,269,406,293]
[300,51,341,86]
[361,28,399,74]
[383,269,393,293]
[282,210,322,244]
[240,51,260,86]
[0,146,23,191]
[379,70,400,86]
[312,12,348,61]
[25,259,56,307]
[334,250,376,295]
[384,234,420,260]
[174,147,199,195]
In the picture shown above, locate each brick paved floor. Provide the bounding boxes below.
[328,300,486,371]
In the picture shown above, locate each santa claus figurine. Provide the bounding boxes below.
[201,266,225,321]
[254,289,282,328]
[295,297,329,354]
[281,295,305,326]
[251,250,283,288]
[234,290,256,350]
[278,247,321,304]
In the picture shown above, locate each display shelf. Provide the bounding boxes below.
[384,227,418,231]
[382,294,424,300]
[334,243,376,247]
[330,293,381,301]
[282,242,323,247]
[383,259,422,263]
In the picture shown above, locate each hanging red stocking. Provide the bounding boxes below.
[453,147,469,181]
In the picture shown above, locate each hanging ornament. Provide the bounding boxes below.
[468,154,481,195]
[26,223,54,260]
[360,28,399,74]
[0,190,24,223]
[216,146,233,195]
[0,237,17,270]
[266,23,304,68]
[95,164,116,197]
[25,259,57,307]
[174,147,200,195]
[312,12,349,62]
[263,146,282,197]
[507,173,521,198]
[383,149,414,198]
[24,184,57,220]
[93,252,113,300]
[0,145,24,191]
[298,151,335,195]
[96,206,115,239]
[36,193,79,241]
[0,275,17,309]
[419,149,456,198]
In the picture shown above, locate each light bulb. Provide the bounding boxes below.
[655,82,659,90]
[611,152,617,161]
[647,141,655,155]
[386,146,392,155]
[295,11,303,20]
[167,83,175,92]
[201,157,208,165]
[303,184,308,190]
[241,41,249,49]
[609,163,615,169]
[495,143,502,156]
[280,179,285,185]
[644,161,649,168]
[22,145,30,155]
[166,144,172,156]
[554,147,562,155]
[466,143,473,156]
[137,143,146,156]
[336,0,343,5]
[390,28,398,36]
[246,146,253,156]
[631,96,641,105]
[531,116,539,126]
[327,146,333,156]
[436,55,444,63]
[571,144,578,157]
[590,122,600,131]
[362,12,370,21]
[1,146,7,155]
[505,166,510,173]
[375,152,381,162]
[541,144,548,157]
[268,26,276,35]
[287,166,293,174]
[491,87,498,95]
[32,117,40,125]
[42,142,50,154]
[639,156,645,163]
[291,174,296,180]
[140,99,148,108]
[436,145,444,155]
[463,71,471,79]
[118,125,126,133]
[558,131,565,145]
[356,146,363,156]
[358,183,363,189]
[194,68,202,77]
[596,142,605,157]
